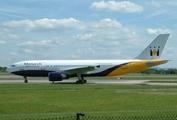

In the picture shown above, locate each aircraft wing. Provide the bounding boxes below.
[61,65,100,75]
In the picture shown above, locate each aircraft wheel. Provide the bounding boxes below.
[80,80,87,84]
[24,79,28,83]
[24,77,28,83]
[76,80,80,84]
[76,80,87,84]
[83,80,87,83]
[80,80,84,84]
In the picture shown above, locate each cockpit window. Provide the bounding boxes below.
[11,65,15,67]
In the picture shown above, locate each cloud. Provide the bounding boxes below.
[0,31,19,41]
[3,18,84,32]
[10,52,17,56]
[16,36,70,59]
[8,34,19,39]
[147,28,171,35]
[90,1,143,13]
[89,18,122,28]
[7,18,140,60]
[17,37,64,48]
[72,18,140,59]
[150,0,161,7]
[163,47,177,58]
[0,41,6,45]
[70,48,97,59]
[146,10,168,18]
[18,40,51,54]
[18,40,51,47]
[76,34,94,41]
[87,18,138,43]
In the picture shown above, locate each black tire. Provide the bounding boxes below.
[76,80,80,84]
[83,80,87,83]
[24,80,28,83]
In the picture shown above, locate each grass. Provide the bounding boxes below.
[0,84,177,119]
[1,73,177,119]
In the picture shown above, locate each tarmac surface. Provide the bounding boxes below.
[1,79,177,86]
[1,74,177,85]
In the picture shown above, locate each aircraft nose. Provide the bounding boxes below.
[6,67,11,72]
[6,67,13,73]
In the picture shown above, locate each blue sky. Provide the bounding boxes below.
[0,0,177,68]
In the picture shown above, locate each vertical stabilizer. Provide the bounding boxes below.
[136,34,170,60]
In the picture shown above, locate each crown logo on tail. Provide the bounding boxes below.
[150,46,160,56]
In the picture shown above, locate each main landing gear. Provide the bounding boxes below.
[24,76,28,83]
[76,79,87,84]
[76,74,87,84]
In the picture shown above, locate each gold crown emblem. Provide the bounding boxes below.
[150,46,160,56]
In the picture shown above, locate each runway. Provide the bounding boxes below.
[1,79,177,86]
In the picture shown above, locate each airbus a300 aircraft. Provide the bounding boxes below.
[7,34,170,84]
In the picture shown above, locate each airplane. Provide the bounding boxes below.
[7,34,170,84]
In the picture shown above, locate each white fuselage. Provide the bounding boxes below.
[7,59,167,78]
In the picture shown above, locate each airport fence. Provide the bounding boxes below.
[20,114,177,120]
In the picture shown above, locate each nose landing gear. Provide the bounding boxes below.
[24,76,28,83]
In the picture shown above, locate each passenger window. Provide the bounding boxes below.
[11,65,15,67]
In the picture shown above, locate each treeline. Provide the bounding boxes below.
[0,67,7,72]
[140,68,177,75]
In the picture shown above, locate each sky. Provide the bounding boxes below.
[0,0,177,68]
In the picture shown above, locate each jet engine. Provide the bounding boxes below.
[48,72,68,81]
